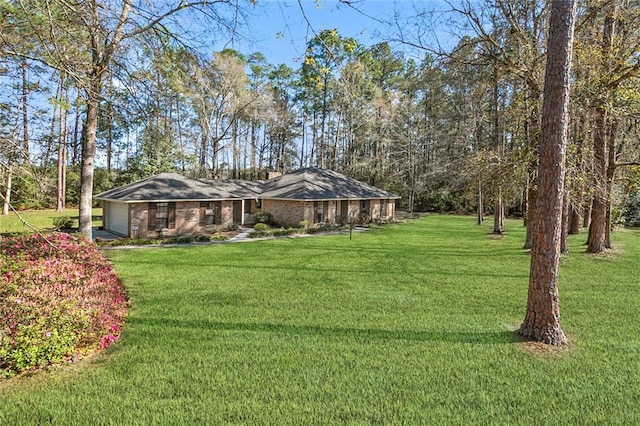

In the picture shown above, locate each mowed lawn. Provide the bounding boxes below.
[1,215,639,424]
[0,208,103,234]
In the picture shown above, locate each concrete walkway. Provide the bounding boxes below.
[227,227,253,242]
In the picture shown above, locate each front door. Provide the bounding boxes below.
[340,200,349,224]
[233,200,243,224]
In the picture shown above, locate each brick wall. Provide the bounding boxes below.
[129,203,148,238]
[327,200,337,225]
[220,200,234,227]
[129,201,231,238]
[175,202,201,235]
[262,199,307,227]
[370,200,380,219]
[388,200,396,220]
[124,198,397,238]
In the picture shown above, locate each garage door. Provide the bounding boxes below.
[107,201,129,236]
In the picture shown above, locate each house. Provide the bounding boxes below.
[94,168,400,238]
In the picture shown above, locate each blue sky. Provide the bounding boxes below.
[221,0,456,67]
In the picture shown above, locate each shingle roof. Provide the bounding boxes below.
[94,173,261,202]
[260,168,400,200]
[95,169,399,202]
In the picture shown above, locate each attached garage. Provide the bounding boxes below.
[105,201,129,236]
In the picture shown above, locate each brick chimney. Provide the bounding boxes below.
[267,171,282,180]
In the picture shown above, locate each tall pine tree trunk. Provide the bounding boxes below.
[520,0,575,345]
[586,5,617,253]
[586,105,609,253]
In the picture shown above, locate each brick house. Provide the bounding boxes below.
[95,168,400,238]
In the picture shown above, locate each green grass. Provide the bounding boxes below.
[0,208,103,234]
[1,215,639,424]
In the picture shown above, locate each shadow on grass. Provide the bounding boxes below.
[127,316,521,345]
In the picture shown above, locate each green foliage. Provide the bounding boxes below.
[272,227,299,237]
[253,222,270,232]
[0,165,114,210]
[226,222,239,231]
[249,226,303,238]
[623,191,640,227]
[52,216,75,230]
[97,234,229,247]
[254,211,274,225]
[164,234,219,244]
[298,220,309,229]
[248,230,270,238]
[307,223,340,234]
[8,169,53,210]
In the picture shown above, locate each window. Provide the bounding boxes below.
[200,201,218,226]
[155,202,168,230]
[381,199,387,217]
[256,199,262,209]
[361,200,370,214]
[148,202,175,231]
[205,207,215,225]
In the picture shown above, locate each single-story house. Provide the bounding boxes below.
[94,168,400,238]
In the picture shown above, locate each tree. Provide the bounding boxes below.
[519,0,576,345]
[6,0,243,238]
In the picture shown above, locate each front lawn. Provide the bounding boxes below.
[0,208,103,235]
[1,215,639,424]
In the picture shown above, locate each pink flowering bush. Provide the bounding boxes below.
[0,233,128,378]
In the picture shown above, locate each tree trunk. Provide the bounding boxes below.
[586,5,617,253]
[523,185,536,249]
[2,164,12,216]
[56,108,67,212]
[493,190,504,234]
[604,120,617,249]
[520,0,575,346]
[79,77,101,239]
[586,105,609,253]
[569,203,581,234]
[522,184,528,227]
[477,179,484,225]
[56,141,67,212]
[106,100,113,174]
[72,99,82,166]
[21,59,29,160]
[583,198,592,228]
[561,188,569,253]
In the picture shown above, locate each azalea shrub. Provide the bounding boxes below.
[0,233,128,378]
